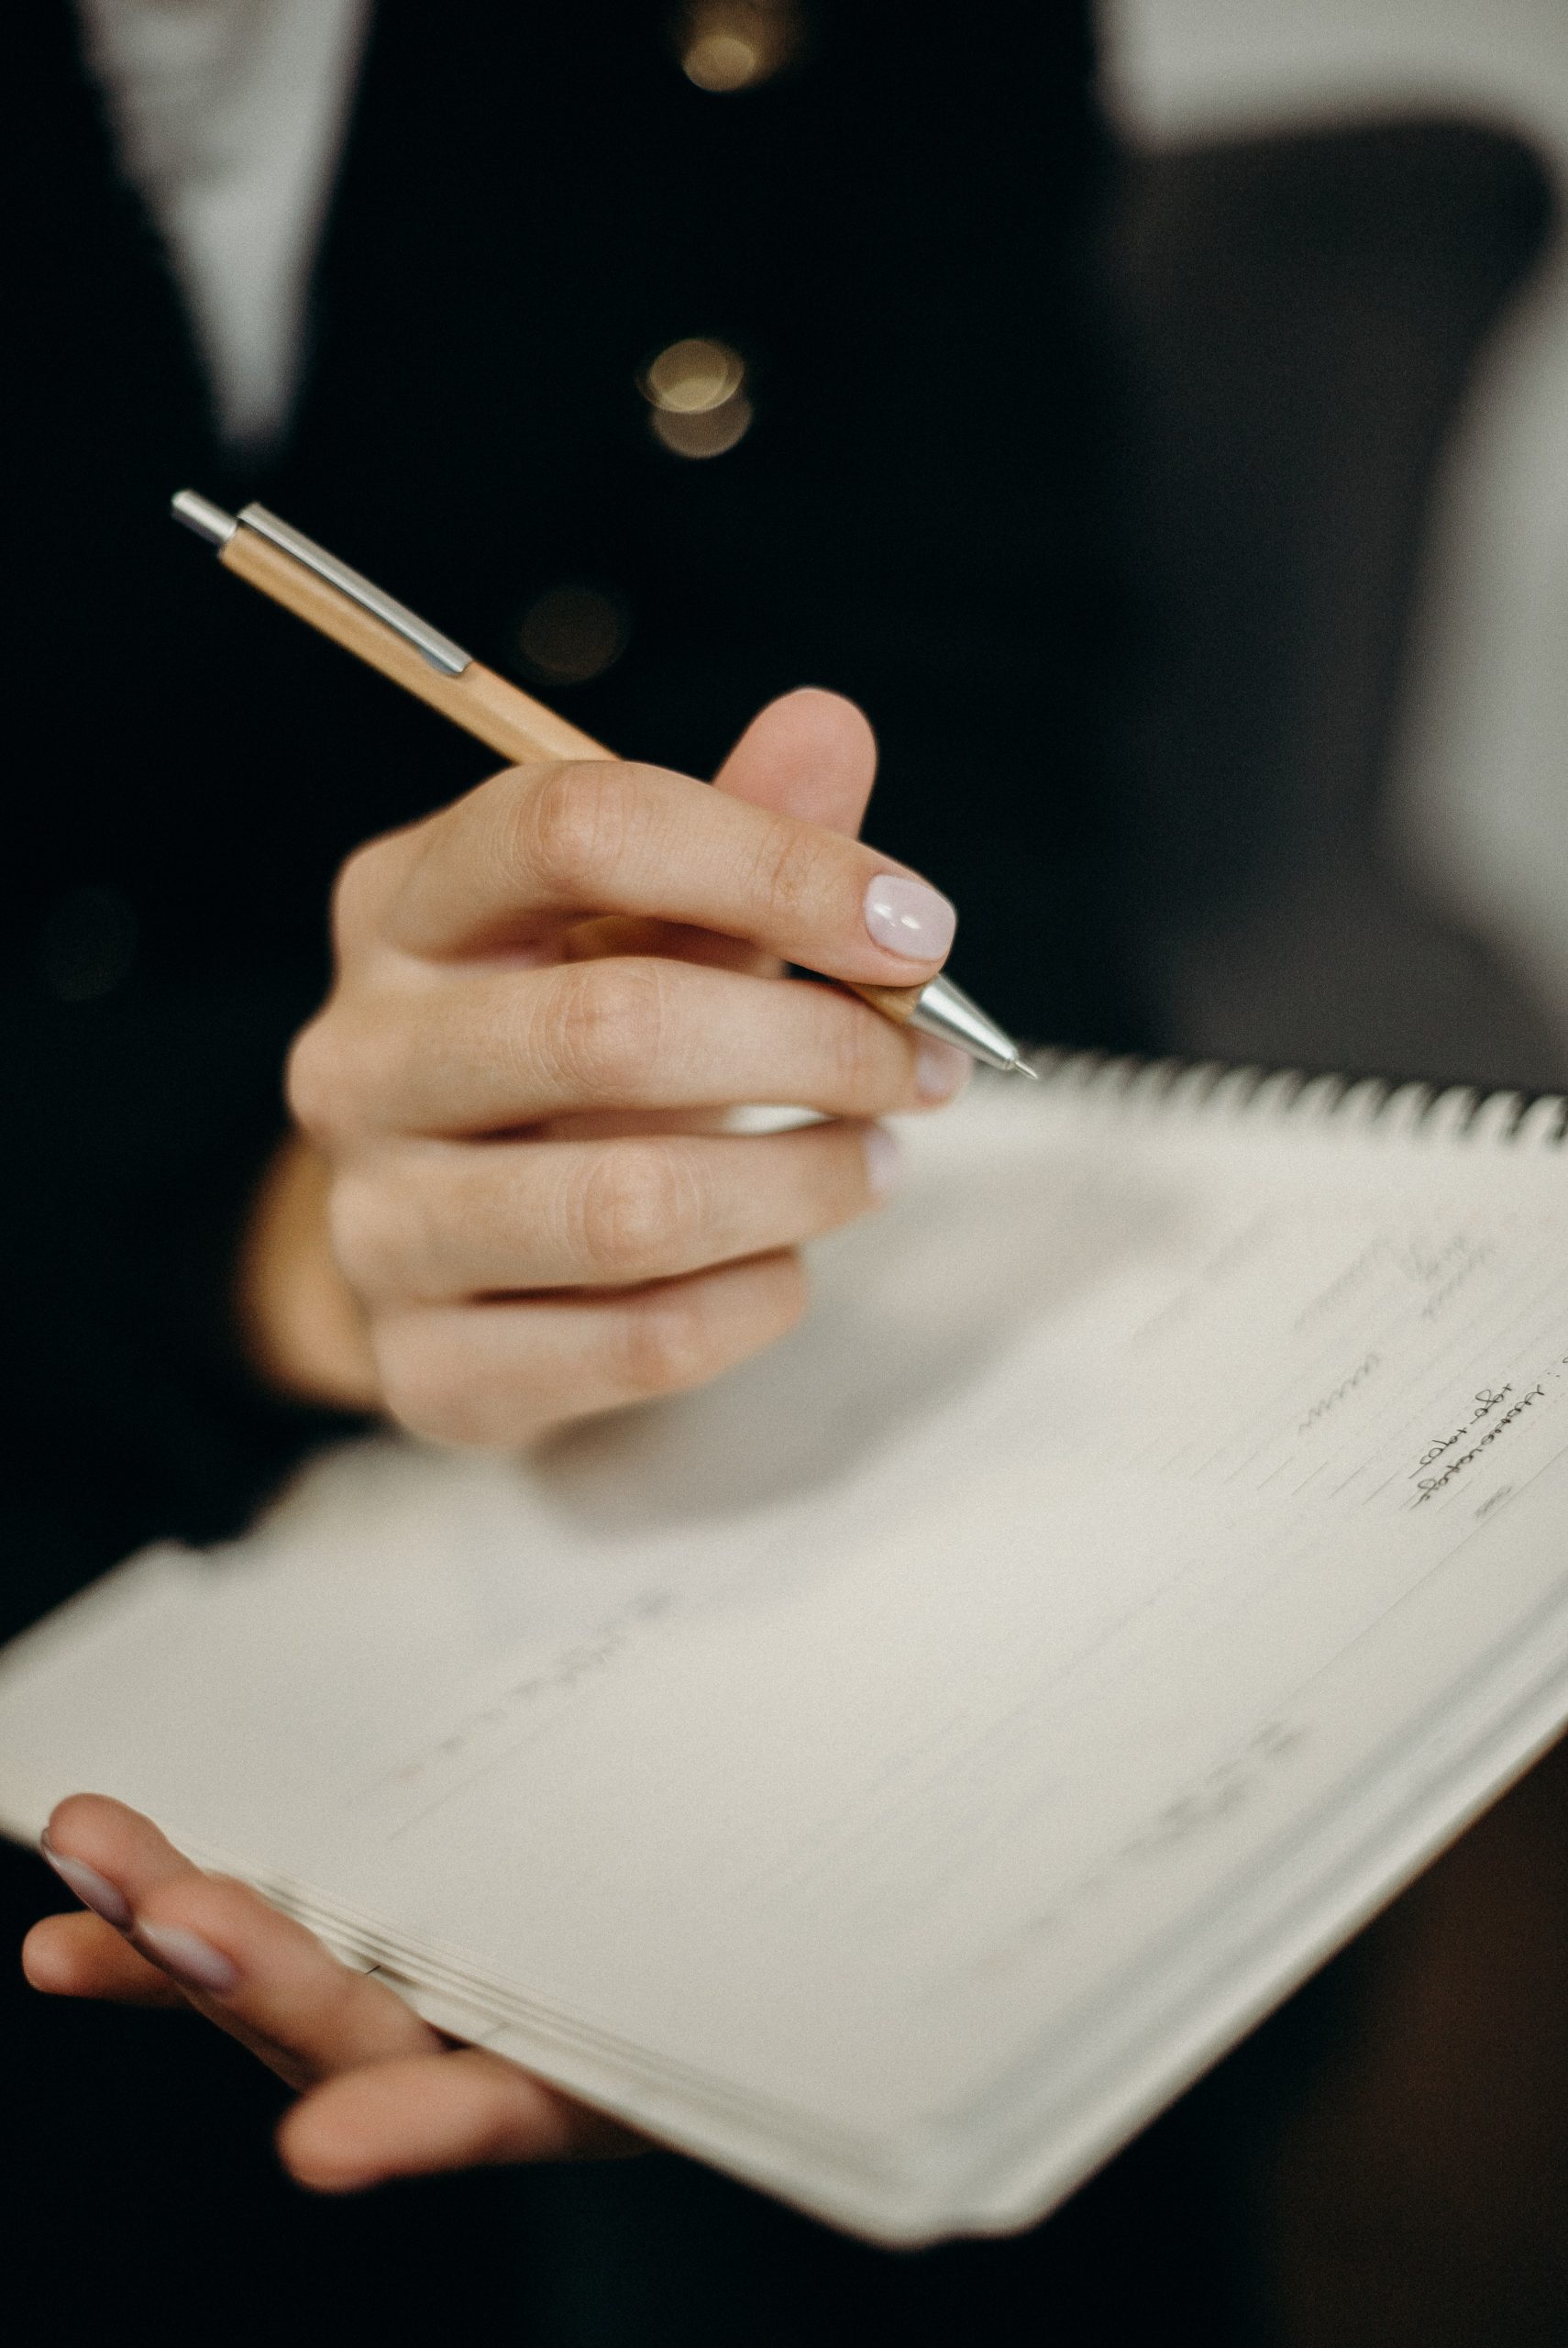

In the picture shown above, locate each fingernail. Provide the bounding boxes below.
[915,1038,971,1102]
[862,1124,902,1199]
[39,1833,134,1931]
[864,875,956,962]
[136,1922,240,1997]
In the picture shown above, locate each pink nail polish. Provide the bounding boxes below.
[39,1833,133,1931]
[136,1922,240,1996]
[914,1038,971,1102]
[864,875,956,962]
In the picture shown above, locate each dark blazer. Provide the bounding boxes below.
[4,0,1123,1628]
[5,20,1193,2337]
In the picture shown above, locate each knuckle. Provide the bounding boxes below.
[329,836,393,956]
[752,814,838,932]
[552,958,668,1100]
[613,1252,806,1395]
[511,764,630,899]
[289,1000,411,1149]
[143,1873,259,1942]
[616,1282,721,1396]
[284,1014,347,1142]
[204,1875,282,1930]
[816,991,893,1101]
[372,1320,498,1448]
[326,1168,424,1301]
[573,1141,702,1279]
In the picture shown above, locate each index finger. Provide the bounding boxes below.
[382,759,956,981]
[43,1795,438,2081]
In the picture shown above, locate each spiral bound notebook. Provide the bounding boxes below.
[1,1057,1565,2243]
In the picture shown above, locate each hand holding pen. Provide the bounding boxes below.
[175,498,1030,1443]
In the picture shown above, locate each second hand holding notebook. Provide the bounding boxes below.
[1,1063,1564,2240]
[170,490,1032,1077]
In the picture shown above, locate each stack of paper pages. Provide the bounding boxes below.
[2,1057,1565,2242]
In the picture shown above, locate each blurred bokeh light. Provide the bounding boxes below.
[641,336,753,457]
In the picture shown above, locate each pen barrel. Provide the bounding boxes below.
[851,983,920,1026]
[219,530,608,768]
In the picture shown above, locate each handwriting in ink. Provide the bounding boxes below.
[1387,1233,1495,1322]
[1412,1385,1515,1478]
[1297,1351,1382,1436]
[1413,1385,1547,1503]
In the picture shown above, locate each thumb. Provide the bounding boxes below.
[713,687,878,837]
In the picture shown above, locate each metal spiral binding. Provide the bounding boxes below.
[1021,1050,1568,1153]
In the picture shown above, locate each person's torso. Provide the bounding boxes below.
[11,0,1121,1040]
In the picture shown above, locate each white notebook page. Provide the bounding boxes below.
[1,1064,1564,2240]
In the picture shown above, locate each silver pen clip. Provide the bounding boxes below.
[170,490,472,677]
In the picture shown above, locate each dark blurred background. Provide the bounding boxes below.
[1099,0,1568,1098]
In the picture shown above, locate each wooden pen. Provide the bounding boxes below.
[171,492,1033,1074]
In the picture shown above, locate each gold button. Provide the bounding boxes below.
[651,398,754,459]
[641,337,745,415]
[640,338,753,459]
[674,1,803,92]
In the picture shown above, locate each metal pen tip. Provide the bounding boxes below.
[907,972,1030,1073]
[1012,1058,1040,1080]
